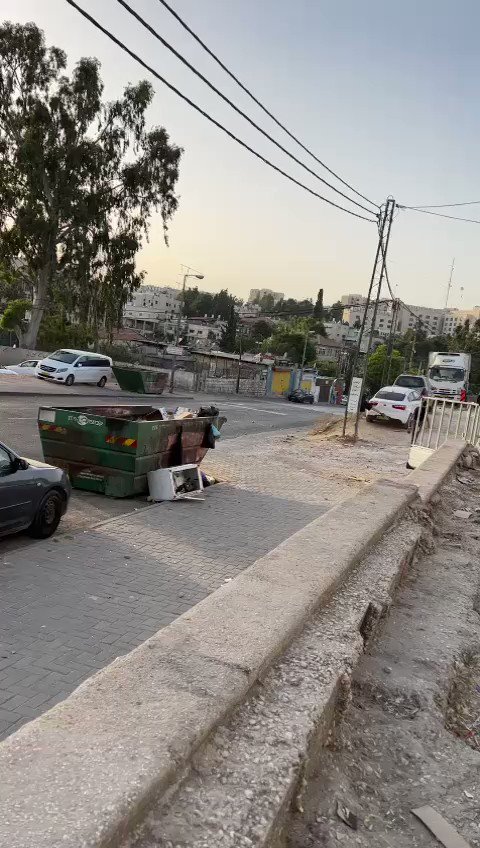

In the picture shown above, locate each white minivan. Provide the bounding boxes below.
[36,349,113,387]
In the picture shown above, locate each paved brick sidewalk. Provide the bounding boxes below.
[0,483,323,739]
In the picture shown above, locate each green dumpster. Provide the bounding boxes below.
[37,405,224,498]
[112,366,168,394]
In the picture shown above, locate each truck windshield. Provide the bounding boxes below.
[429,367,465,382]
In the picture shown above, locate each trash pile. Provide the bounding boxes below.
[142,404,220,422]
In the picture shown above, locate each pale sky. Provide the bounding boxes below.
[4,0,480,308]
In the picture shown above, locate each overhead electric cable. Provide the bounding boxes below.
[116,0,376,216]
[155,0,379,210]
[64,0,377,223]
[399,206,480,225]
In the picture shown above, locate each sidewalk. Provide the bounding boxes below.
[0,470,325,740]
[0,421,411,740]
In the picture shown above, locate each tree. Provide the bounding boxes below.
[0,298,31,345]
[328,301,343,322]
[221,304,238,352]
[0,22,182,347]
[262,322,316,364]
[250,319,272,341]
[313,288,324,321]
[316,359,337,377]
[366,344,404,393]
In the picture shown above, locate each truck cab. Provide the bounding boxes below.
[427,352,470,400]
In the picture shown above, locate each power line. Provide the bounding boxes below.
[399,206,480,224]
[407,200,480,209]
[65,0,377,223]
[116,0,375,217]
[155,0,379,211]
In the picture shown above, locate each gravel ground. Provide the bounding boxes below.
[288,468,480,848]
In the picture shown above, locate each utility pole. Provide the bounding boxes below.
[381,297,399,388]
[235,330,243,394]
[444,258,455,309]
[353,197,396,438]
[341,198,396,438]
[408,321,418,371]
[298,326,310,387]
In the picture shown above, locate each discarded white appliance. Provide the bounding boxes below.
[147,464,204,502]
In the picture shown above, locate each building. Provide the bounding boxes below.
[186,316,226,348]
[395,304,446,337]
[442,307,480,336]
[323,321,360,346]
[341,293,448,339]
[235,302,262,317]
[123,285,180,339]
[249,288,284,306]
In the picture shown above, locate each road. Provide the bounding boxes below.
[0,391,343,551]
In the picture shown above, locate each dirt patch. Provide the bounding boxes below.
[288,472,480,848]
[445,647,480,751]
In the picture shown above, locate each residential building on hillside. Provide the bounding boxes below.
[249,288,284,305]
[186,316,226,348]
[395,304,445,336]
[235,302,262,317]
[442,307,480,336]
[123,285,180,338]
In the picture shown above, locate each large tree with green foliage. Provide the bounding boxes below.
[0,21,181,347]
[366,344,404,393]
[262,320,316,364]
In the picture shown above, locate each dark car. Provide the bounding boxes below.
[0,441,71,539]
[287,389,315,404]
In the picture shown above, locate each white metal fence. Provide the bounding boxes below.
[408,397,480,469]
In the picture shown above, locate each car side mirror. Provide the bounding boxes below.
[75,363,82,367]
[13,457,29,471]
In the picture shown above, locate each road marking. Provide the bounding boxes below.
[220,403,287,416]
[7,416,37,420]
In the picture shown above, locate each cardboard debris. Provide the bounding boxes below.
[412,806,472,848]
[336,800,358,830]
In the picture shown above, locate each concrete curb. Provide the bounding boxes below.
[0,480,416,848]
[406,439,466,503]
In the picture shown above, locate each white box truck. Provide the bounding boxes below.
[427,351,471,400]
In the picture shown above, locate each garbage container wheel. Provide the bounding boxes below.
[97,376,107,388]
[28,491,63,538]
[65,374,74,387]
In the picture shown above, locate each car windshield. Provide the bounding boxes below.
[375,390,406,401]
[429,367,465,382]
[395,375,424,388]
[49,350,78,364]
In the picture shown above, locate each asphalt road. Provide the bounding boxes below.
[0,391,343,551]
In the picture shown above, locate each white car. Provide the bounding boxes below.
[36,349,113,387]
[0,359,40,376]
[366,386,422,429]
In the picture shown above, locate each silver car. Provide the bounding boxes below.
[0,441,71,539]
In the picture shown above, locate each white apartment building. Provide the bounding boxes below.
[123,285,180,338]
[342,298,393,338]
[186,317,226,347]
[442,307,480,336]
[249,288,284,305]
[395,304,445,337]
[235,302,262,317]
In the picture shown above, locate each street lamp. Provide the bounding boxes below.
[175,272,204,345]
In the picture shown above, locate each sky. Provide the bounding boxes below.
[3,0,480,309]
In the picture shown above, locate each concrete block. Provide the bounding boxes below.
[407,439,465,503]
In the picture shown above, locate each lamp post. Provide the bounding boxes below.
[170,271,205,393]
[174,272,204,345]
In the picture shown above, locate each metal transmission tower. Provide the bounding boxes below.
[342,197,396,439]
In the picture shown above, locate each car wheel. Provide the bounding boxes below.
[65,374,74,387]
[97,376,107,388]
[28,491,63,539]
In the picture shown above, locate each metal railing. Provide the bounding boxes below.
[408,397,480,469]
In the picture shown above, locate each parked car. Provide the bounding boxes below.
[287,389,315,404]
[366,386,422,429]
[36,349,113,387]
[0,359,40,377]
[393,373,430,396]
[0,440,71,539]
